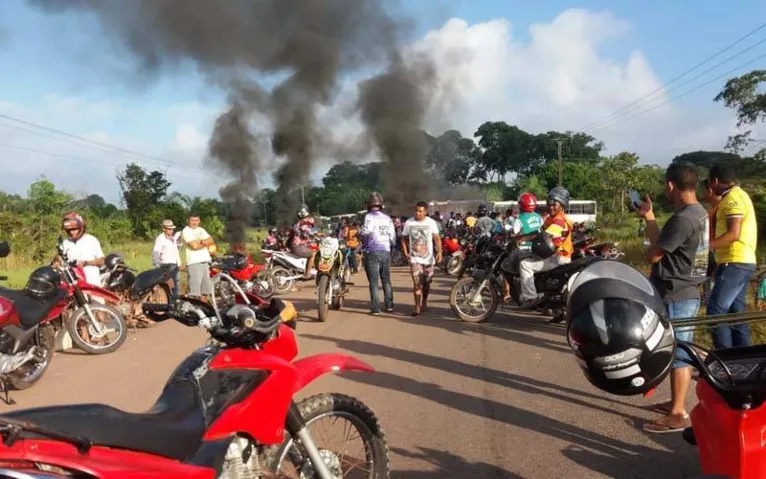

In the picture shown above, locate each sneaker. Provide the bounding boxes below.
[385,307,394,313]
[519,298,543,310]
[370,310,381,316]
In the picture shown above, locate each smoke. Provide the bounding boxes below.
[29,0,449,232]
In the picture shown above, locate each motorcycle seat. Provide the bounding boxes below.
[549,257,602,276]
[1,379,206,461]
[132,266,176,296]
[0,288,68,329]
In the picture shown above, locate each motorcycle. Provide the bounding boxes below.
[0,273,389,478]
[98,253,176,327]
[262,243,319,295]
[53,237,129,355]
[315,236,350,322]
[210,253,275,300]
[449,233,603,324]
[440,234,464,276]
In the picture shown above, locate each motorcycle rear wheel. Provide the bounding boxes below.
[449,277,499,323]
[253,271,276,299]
[5,324,55,390]
[266,393,390,478]
[271,267,294,295]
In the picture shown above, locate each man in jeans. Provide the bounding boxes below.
[360,192,396,315]
[707,162,758,348]
[640,163,709,433]
[152,219,182,299]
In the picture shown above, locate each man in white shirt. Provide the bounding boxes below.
[181,214,215,298]
[58,212,105,286]
[152,219,182,299]
[402,201,442,316]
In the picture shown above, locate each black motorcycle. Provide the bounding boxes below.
[100,253,176,327]
[449,233,603,324]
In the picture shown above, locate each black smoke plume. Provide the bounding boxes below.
[29,0,443,233]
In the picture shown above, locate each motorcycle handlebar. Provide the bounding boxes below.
[676,342,734,392]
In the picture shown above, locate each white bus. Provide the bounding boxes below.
[492,200,598,224]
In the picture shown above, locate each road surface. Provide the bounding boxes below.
[0,267,701,478]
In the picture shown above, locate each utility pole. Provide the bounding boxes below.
[555,139,566,186]
[299,185,305,205]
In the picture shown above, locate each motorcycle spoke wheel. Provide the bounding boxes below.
[272,267,294,295]
[449,278,498,323]
[267,393,389,479]
[67,304,127,354]
[6,326,55,390]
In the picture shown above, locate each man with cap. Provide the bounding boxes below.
[153,219,182,299]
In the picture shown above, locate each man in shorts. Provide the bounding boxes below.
[402,201,442,316]
[181,213,216,299]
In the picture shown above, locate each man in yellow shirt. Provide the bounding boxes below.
[707,162,758,349]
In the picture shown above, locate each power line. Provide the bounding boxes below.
[577,21,766,133]
[585,52,766,135]
[582,36,766,134]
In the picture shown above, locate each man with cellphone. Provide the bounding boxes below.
[637,163,709,433]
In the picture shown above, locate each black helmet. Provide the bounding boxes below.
[105,253,125,270]
[26,266,61,300]
[566,261,675,396]
[547,187,570,209]
[531,232,557,259]
[367,192,384,210]
[0,241,9,258]
[477,204,488,216]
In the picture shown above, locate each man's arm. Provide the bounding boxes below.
[401,223,410,258]
[152,236,163,266]
[710,216,743,250]
[433,231,442,263]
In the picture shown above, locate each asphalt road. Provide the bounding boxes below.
[0,266,701,478]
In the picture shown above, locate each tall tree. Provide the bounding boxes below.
[27,178,72,215]
[116,163,171,236]
[714,70,766,153]
[425,130,480,186]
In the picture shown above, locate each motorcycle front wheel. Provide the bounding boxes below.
[271,266,295,295]
[266,393,390,478]
[66,303,127,354]
[446,255,463,276]
[449,277,499,323]
[253,271,276,299]
[317,274,331,322]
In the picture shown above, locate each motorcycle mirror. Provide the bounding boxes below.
[0,241,9,258]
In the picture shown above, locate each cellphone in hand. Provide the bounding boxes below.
[628,190,644,211]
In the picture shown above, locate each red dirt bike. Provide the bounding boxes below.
[53,237,128,355]
[209,252,275,300]
[0,274,389,478]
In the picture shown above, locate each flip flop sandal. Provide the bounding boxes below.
[642,418,688,434]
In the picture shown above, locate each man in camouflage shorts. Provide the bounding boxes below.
[402,201,442,316]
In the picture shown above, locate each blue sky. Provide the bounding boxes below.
[0,0,765,202]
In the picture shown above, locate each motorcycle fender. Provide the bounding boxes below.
[317,259,333,273]
[451,251,464,259]
[292,354,375,394]
[79,285,120,304]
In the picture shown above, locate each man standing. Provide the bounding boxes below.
[402,201,442,316]
[639,163,709,434]
[707,162,758,348]
[473,204,495,237]
[519,187,573,309]
[58,211,105,286]
[181,213,215,299]
[360,192,396,315]
[152,219,182,299]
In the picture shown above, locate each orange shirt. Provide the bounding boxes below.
[543,211,574,258]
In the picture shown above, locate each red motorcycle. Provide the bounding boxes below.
[0,240,127,404]
[0,274,389,478]
[209,252,276,299]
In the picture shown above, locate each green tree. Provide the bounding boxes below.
[714,70,766,154]
[27,178,72,215]
[117,163,172,236]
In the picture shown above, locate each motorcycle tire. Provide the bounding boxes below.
[253,271,276,299]
[446,255,463,276]
[317,274,331,322]
[449,277,499,323]
[391,250,407,267]
[270,266,294,295]
[66,303,128,355]
[5,324,55,390]
[265,393,390,478]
